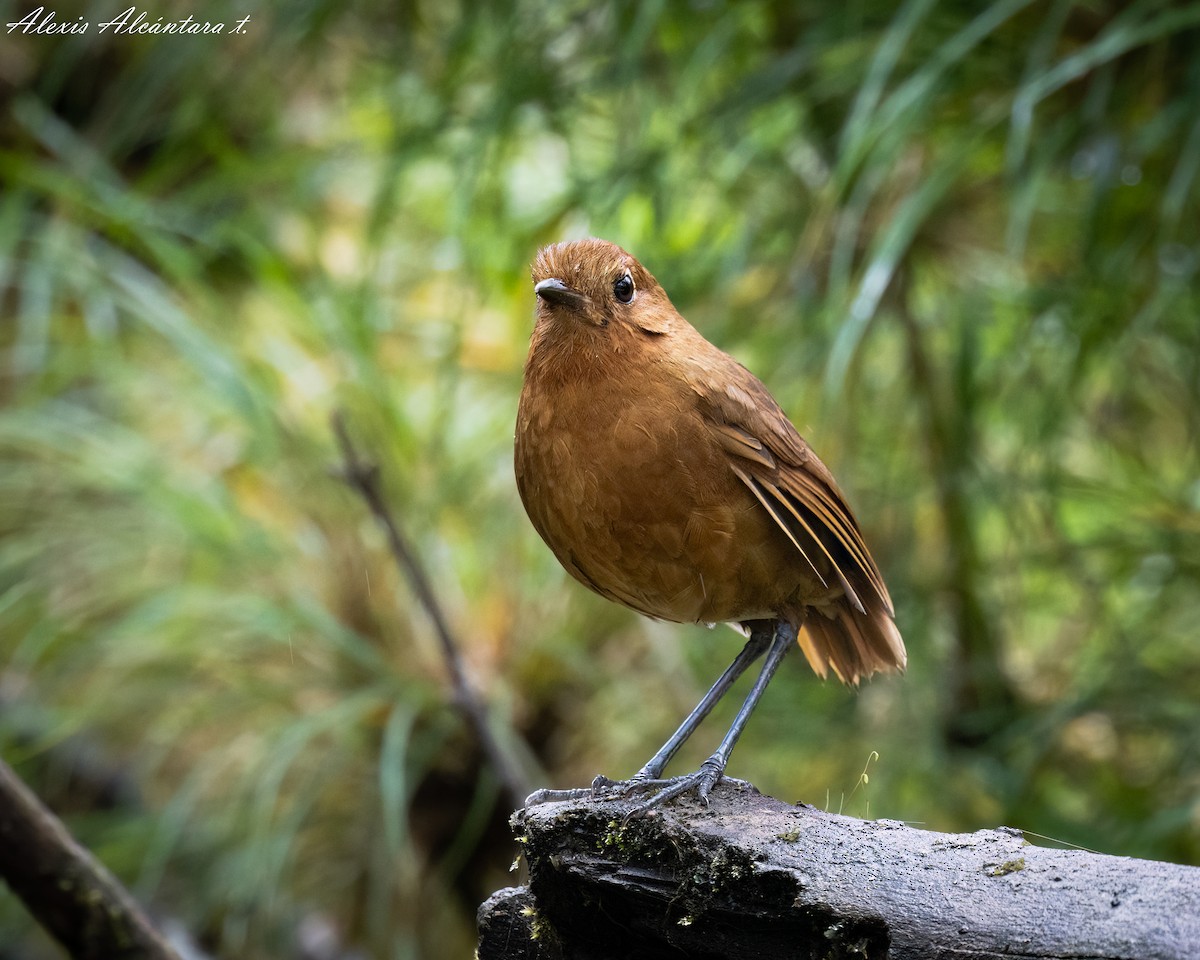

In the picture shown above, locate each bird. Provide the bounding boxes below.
[515,238,905,811]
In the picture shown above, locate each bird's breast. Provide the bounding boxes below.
[515,356,802,624]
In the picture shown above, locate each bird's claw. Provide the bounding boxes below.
[524,785,596,806]
[621,760,724,816]
[525,762,756,814]
[590,774,625,793]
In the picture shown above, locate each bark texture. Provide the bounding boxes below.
[478,782,1199,960]
[0,757,179,960]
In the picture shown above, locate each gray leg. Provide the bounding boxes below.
[621,625,774,782]
[523,625,773,807]
[525,620,799,810]
[631,619,797,812]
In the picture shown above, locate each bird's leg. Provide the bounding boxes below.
[523,626,772,808]
[591,626,773,793]
[629,619,797,813]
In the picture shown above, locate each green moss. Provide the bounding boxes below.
[520,904,555,942]
[985,857,1026,877]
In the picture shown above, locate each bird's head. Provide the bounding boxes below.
[530,238,674,336]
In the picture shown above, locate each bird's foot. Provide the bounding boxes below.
[615,760,723,815]
[523,785,597,806]
[594,759,754,817]
[524,762,755,814]
[522,774,657,807]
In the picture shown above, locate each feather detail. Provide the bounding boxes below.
[683,339,904,680]
[756,474,865,615]
[801,608,908,685]
[727,461,828,588]
[688,345,894,620]
[776,466,892,616]
[713,423,777,469]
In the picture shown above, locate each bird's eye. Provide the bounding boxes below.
[613,272,635,304]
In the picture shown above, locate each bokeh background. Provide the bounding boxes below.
[2,0,1199,956]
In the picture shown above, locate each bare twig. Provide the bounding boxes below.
[332,412,532,810]
[0,756,180,960]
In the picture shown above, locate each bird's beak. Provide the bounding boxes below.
[534,277,588,308]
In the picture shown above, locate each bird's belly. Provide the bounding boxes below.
[517,400,803,624]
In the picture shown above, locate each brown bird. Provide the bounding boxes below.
[515,238,905,810]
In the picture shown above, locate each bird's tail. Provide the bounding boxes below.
[796,605,906,686]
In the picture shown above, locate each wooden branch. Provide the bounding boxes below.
[478,783,1200,960]
[331,412,533,810]
[0,756,180,960]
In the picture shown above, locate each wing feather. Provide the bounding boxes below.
[727,462,828,588]
[774,467,893,615]
[681,338,905,681]
[692,355,891,615]
[756,475,865,614]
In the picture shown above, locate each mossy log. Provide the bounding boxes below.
[478,782,1199,960]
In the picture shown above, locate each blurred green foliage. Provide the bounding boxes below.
[1,0,1199,956]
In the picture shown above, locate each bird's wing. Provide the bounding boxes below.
[687,354,894,619]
